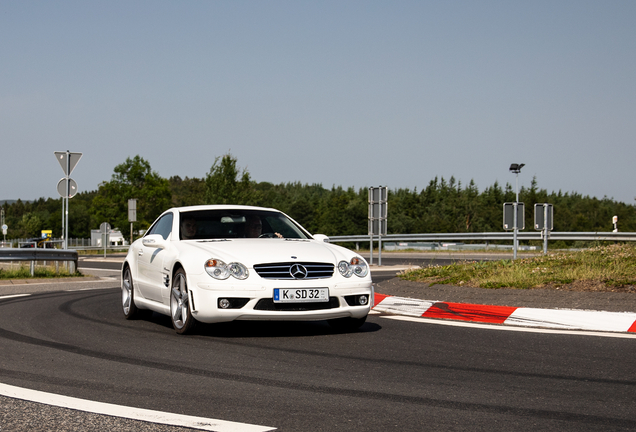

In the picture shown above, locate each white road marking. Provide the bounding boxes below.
[80,267,121,272]
[0,294,31,300]
[65,286,117,291]
[382,315,636,339]
[79,259,125,263]
[0,383,276,432]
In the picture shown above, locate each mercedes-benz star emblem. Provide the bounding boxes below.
[289,263,308,279]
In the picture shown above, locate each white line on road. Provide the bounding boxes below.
[0,383,276,432]
[79,267,121,272]
[0,294,31,300]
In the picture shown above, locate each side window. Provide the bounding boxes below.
[146,213,173,240]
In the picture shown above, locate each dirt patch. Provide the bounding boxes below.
[533,280,636,293]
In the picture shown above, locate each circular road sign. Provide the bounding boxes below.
[57,178,78,198]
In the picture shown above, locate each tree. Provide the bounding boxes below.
[91,156,171,232]
[169,176,205,207]
[205,154,256,205]
[16,213,42,238]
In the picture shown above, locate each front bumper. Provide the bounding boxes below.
[189,280,373,323]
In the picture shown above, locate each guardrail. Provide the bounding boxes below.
[328,231,636,244]
[69,246,130,253]
[0,248,79,276]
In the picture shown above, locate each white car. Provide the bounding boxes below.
[121,205,373,334]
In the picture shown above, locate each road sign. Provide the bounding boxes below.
[368,186,388,266]
[128,199,137,222]
[503,202,525,230]
[57,178,78,198]
[100,222,111,257]
[534,203,553,231]
[54,151,82,250]
[54,151,83,176]
[368,186,388,236]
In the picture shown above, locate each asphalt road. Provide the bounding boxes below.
[1,255,635,431]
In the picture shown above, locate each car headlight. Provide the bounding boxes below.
[205,259,249,280]
[227,262,249,280]
[338,257,368,278]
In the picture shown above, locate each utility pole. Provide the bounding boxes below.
[509,163,525,259]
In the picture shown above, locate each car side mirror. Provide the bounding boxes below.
[142,234,167,249]
[312,234,329,243]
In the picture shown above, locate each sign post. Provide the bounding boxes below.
[100,222,111,258]
[534,203,554,254]
[368,186,388,266]
[54,151,82,249]
[503,202,525,257]
[128,199,137,245]
[1,208,6,244]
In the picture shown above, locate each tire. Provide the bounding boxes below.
[121,266,147,320]
[170,268,196,334]
[328,315,367,332]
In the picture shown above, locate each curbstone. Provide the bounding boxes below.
[373,293,636,333]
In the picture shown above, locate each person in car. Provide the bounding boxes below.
[244,215,283,238]
[181,217,198,240]
[244,215,263,238]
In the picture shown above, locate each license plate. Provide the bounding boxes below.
[273,288,329,303]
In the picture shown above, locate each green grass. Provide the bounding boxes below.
[399,243,636,289]
[0,266,82,280]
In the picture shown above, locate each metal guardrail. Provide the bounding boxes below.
[328,231,636,243]
[0,248,79,276]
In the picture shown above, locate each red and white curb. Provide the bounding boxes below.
[373,293,636,333]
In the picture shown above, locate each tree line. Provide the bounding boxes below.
[2,154,635,242]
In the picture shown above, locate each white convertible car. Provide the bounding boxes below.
[121,205,373,334]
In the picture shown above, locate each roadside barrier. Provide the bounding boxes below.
[0,248,79,276]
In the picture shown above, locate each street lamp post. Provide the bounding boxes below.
[509,163,525,259]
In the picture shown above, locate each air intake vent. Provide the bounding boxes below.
[255,297,340,311]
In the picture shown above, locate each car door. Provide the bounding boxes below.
[137,212,173,302]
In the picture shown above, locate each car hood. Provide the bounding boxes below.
[178,238,355,266]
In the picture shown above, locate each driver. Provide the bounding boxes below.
[244,215,263,238]
[244,215,283,238]
[181,217,198,240]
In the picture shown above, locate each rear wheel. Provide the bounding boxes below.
[328,315,367,332]
[170,268,196,334]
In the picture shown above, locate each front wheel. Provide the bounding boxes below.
[328,315,367,332]
[170,268,197,334]
[122,266,147,319]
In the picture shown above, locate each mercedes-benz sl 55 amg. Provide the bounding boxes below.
[121,205,373,334]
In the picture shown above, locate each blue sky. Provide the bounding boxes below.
[2,1,635,205]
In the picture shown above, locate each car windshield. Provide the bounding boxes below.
[178,209,311,240]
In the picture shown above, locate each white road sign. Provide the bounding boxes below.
[54,151,83,176]
[57,178,78,198]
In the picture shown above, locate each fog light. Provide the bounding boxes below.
[219,298,231,309]
[358,295,368,306]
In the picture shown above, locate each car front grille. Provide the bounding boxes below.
[253,262,334,280]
